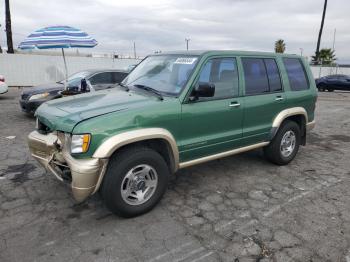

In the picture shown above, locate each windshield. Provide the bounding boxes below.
[122,55,199,95]
[59,71,91,87]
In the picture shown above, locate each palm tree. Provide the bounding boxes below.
[314,0,328,64]
[311,48,336,65]
[5,0,14,53]
[274,39,286,53]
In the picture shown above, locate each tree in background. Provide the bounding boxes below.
[314,0,328,65]
[5,0,14,53]
[311,48,336,65]
[275,39,286,53]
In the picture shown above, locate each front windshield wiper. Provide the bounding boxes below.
[133,84,163,100]
[118,82,130,92]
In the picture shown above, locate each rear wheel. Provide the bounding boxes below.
[101,146,170,217]
[264,120,301,165]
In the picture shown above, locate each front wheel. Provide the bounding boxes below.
[264,120,301,165]
[317,84,326,92]
[101,146,170,217]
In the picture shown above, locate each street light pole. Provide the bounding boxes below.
[133,42,136,59]
[299,48,303,57]
[0,24,2,53]
[332,28,336,51]
[185,38,190,51]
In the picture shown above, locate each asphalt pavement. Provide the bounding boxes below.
[0,88,350,262]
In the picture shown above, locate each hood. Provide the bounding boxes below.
[35,88,164,132]
[23,83,64,95]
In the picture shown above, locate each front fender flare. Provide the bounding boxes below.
[93,128,180,170]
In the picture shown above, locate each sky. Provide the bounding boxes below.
[0,0,349,61]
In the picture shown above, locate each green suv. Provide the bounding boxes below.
[28,51,317,217]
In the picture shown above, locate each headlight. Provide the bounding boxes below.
[29,92,50,101]
[71,134,91,154]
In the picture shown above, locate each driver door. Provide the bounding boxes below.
[179,57,244,162]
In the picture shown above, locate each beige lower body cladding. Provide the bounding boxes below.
[27,131,106,202]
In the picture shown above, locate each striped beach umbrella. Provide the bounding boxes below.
[18,25,98,87]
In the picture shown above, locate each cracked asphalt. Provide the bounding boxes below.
[1,88,350,262]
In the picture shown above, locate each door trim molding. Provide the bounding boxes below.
[179,141,269,169]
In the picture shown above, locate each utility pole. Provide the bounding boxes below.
[5,0,14,53]
[332,28,336,51]
[185,38,190,51]
[0,24,2,53]
[133,42,136,59]
[332,28,337,73]
[315,0,328,64]
[299,48,303,57]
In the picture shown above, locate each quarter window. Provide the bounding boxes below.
[242,58,269,95]
[264,59,282,92]
[90,72,113,85]
[283,58,309,91]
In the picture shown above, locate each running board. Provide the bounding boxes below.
[178,142,269,169]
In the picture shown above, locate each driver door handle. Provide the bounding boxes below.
[275,96,284,101]
[229,102,241,108]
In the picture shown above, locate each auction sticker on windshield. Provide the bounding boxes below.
[174,57,197,64]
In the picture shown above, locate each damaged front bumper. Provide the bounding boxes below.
[28,130,107,202]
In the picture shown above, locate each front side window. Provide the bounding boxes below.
[90,72,113,85]
[242,58,269,95]
[196,57,239,100]
[123,55,199,95]
[283,58,309,91]
[64,71,90,87]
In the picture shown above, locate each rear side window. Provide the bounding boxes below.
[242,58,269,95]
[264,59,282,92]
[90,72,113,85]
[112,72,128,83]
[283,58,309,91]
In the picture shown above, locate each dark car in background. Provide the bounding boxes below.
[315,74,350,92]
[19,69,128,114]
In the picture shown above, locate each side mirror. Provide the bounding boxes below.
[191,82,215,100]
[80,78,90,92]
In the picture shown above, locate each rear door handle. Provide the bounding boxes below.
[275,96,284,101]
[229,102,241,108]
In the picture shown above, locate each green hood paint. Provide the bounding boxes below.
[35,89,164,133]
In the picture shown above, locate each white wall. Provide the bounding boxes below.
[1,53,350,86]
[310,66,350,79]
[0,54,140,86]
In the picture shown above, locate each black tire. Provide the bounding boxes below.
[317,84,326,92]
[327,88,334,92]
[101,146,170,217]
[264,120,301,165]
